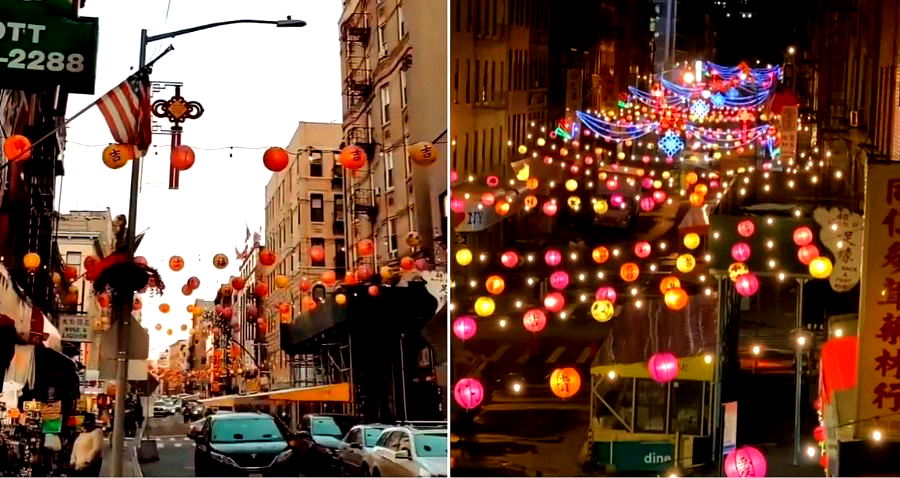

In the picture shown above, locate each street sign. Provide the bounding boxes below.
[0,5,99,93]
[593,441,674,472]
[723,401,737,455]
[59,313,92,342]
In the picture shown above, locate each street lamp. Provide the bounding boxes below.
[109,17,306,477]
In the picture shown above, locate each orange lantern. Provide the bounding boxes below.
[169,256,184,271]
[101,143,135,169]
[549,367,581,398]
[620,262,640,282]
[321,270,337,286]
[408,141,438,166]
[689,192,705,207]
[166,328,173,336]
[171,145,195,171]
[182,284,193,296]
[180,324,188,332]
[343,271,359,285]
[310,245,326,262]
[83,255,99,271]
[263,147,290,172]
[339,145,367,170]
[231,277,246,290]
[259,248,277,266]
[400,256,415,271]
[495,200,510,216]
[3,134,32,161]
[302,296,317,311]
[278,302,292,315]
[485,275,505,295]
[299,278,312,292]
[592,246,610,264]
[686,171,699,185]
[357,239,375,256]
[159,303,170,313]
[275,275,290,289]
[254,282,269,298]
[526,177,539,190]
[212,253,229,269]
[23,252,40,272]
[664,287,689,310]
[659,276,681,294]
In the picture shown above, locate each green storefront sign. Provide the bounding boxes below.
[593,441,674,472]
[0,1,99,93]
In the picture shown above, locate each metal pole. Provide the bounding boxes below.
[793,279,806,465]
[711,275,727,475]
[399,334,408,422]
[110,28,148,477]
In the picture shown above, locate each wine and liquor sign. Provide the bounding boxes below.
[0,0,99,94]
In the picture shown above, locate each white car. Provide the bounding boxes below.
[337,424,390,476]
[362,426,447,477]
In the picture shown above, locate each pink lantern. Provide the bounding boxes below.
[737,219,756,237]
[813,425,826,442]
[453,316,477,341]
[501,251,519,268]
[793,226,814,246]
[481,192,495,206]
[542,200,558,216]
[724,446,767,478]
[798,244,819,265]
[544,249,562,266]
[731,242,752,262]
[634,241,652,258]
[652,190,667,204]
[735,273,760,297]
[640,196,656,212]
[415,258,429,271]
[450,170,458,182]
[454,378,485,410]
[246,304,258,319]
[610,194,624,208]
[642,155,651,163]
[642,177,654,189]
[486,175,499,187]
[595,286,617,304]
[221,307,233,319]
[648,352,680,383]
[606,178,619,190]
[544,292,565,312]
[549,271,570,290]
[523,309,547,333]
[215,304,224,315]
[450,197,466,213]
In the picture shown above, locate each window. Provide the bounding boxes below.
[385,150,395,190]
[400,69,408,109]
[346,428,361,445]
[335,239,346,268]
[364,427,385,447]
[310,238,325,267]
[380,85,391,124]
[414,433,447,457]
[398,4,407,38]
[310,193,325,222]
[334,194,344,218]
[211,417,284,444]
[310,150,323,177]
[388,217,399,256]
[378,24,387,55]
[66,252,82,272]
[634,379,667,433]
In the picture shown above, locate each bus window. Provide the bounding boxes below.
[670,381,703,435]
[634,379,666,433]
[593,378,633,430]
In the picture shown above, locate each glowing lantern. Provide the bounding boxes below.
[456,248,473,266]
[676,254,696,273]
[591,300,615,322]
[310,245,325,263]
[452,316,477,342]
[524,195,538,209]
[544,292,565,312]
[221,307,233,319]
[180,324,188,332]
[231,277,246,291]
[565,179,578,191]
[63,265,78,280]
[595,286,617,303]
[652,190,667,204]
[263,147,289,172]
[259,248,277,266]
[724,446,767,478]
[659,276,681,294]
[620,263,640,282]
[735,273,760,297]
[610,194,625,208]
[365,285,379,297]
[592,246,610,264]
[500,251,519,268]
[695,183,709,196]
[526,177,539,190]
[23,253,40,271]
[380,266,393,280]
[450,197,465,213]
[731,242,751,262]
[549,367,581,398]
[4,134,32,161]
[212,253,229,269]
[549,271,570,290]
[648,352,679,383]
[408,141,438,166]
[321,270,337,286]
[169,256,185,271]
[481,192,495,206]
[171,145,195,171]
[399,256,415,271]
[454,378,484,409]
[664,288,689,310]
[737,219,756,237]
[728,262,749,282]
[809,256,833,279]
[275,275,290,289]
[187,276,200,289]
[640,196,656,212]
[474,297,495,317]
[542,200,558,216]
[689,192,705,207]
[798,245,820,265]
[606,178,619,190]
[494,200,511,216]
[159,303,170,313]
[633,241,652,258]
[192,306,204,318]
[683,233,701,250]
[686,171,699,185]
[254,282,269,298]
[522,309,547,333]
[813,425,826,443]
[357,239,375,256]
[544,249,562,266]
[485,275,506,295]
[101,143,134,169]
[343,271,359,285]
[567,196,581,210]
[793,226,814,246]
[335,293,347,306]
[339,145,367,170]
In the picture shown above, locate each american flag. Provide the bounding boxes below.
[97,70,152,156]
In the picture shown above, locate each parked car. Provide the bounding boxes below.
[189,412,296,477]
[363,425,448,477]
[295,414,361,475]
[153,398,178,417]
[337,424,389,476]
[183,400,204,422]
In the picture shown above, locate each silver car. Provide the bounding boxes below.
[363,426,447,477]
[337,424,389,476]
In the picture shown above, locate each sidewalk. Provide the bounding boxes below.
[99,437,142,477]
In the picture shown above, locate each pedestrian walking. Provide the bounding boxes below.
[69,413,103,477]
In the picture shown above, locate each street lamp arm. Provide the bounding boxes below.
[146,18,305,43]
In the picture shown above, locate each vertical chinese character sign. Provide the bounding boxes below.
[857,162,900,438]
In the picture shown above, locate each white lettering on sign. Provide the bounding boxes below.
[0,22,46,43]
[643,452,672,464]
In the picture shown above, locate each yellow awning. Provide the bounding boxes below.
[198,395,238,407]
[590,355,714,381]
[266,383,350,402]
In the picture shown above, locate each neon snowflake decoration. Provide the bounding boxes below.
[711,92,726,107]
[658,131,685,157]
[690,99,711,119]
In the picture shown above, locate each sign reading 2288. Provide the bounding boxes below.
[1,49,85,72]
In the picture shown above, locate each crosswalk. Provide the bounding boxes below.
[150,436,194,449]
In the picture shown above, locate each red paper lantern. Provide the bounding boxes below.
[263,147,289,172]
[500,251,519,268]
[3,134,32,161]
[595,286,617,303]
[592,246,610,264]
[544,292,565,312]
[357,265,373,280]
[357,239,375,256]
[64,265,78,280]
[171,145,195,171]
[299,278,312,292]
[400,256,415,271]
[633,241,652,258]
[454,378,484,410]
[343,271,359,286]
[254,282,269,298]
[620,262,640,282]
[648,352,679,383]
[737,219,756,237]
[735,273,760,297]
[321,270,337,286]
[168,255,184,271]
[96,293,110,309]
[549,271,570,290]
[453,316,477,341]
[731,242,752,262]
[523,309,547,333]
[83,255,99,271]
[793,226,814,246]
[639,196,656,212]
[368,285,380,296]
[231,277,246,291]
[259,248,277,266]
[798,244,819,265]
[724,446,767,478]
[339,145,367,170]
[544,249,562,266]
[310,245,325,262]
[542,200,558,216]
[813,425,826,442]
[187,276,200,289]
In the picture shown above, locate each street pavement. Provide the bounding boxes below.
[139,413,196,477]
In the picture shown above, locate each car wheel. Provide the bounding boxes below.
[372,468,381,477]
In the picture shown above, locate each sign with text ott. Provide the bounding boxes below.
[0,3,99,93]
[856,162,900,439]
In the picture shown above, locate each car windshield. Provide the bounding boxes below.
[211,418,284,443]
[414,433,447,457]
[311,418,343,438]
[363,428,386,447]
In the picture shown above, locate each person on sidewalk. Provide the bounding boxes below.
[70,413,104,476]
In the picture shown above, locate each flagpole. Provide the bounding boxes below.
[0,46,175,167]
